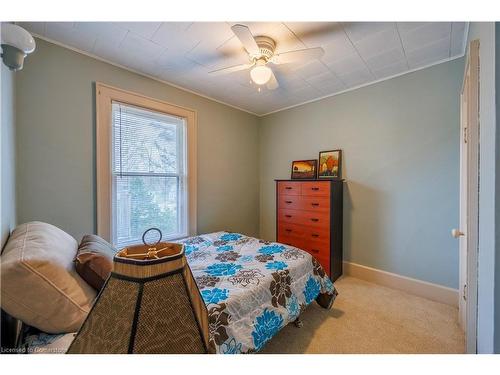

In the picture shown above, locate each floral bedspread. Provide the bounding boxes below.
[180,232,338,354]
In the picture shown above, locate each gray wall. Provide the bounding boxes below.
[467,22,497,354]
[15,38,260,241]
[495,21,500,354]
[1,64,16,249]
[259,58,464,289]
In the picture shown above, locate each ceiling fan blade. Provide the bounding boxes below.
[208,63,253,76]
[271,47,325,65]
[266,70,279,90]
[231,24,260,57]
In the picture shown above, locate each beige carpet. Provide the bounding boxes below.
[262,276,465,354]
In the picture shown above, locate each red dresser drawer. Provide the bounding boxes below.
[277,234,304,250]
[278,222,305,240]
[299,195,330,213]
[297,210,330,229]
[303,242,331,276]
[278,208,301,225]
[301,181,330,197]
[303,226,330,245]
[277,181,301,196]
[278,209,329,228]
[303,239,330,258]
[278,194,302,210]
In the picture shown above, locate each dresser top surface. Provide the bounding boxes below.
[275,179,344,182]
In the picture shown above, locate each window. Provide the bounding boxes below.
[96,84,196,248]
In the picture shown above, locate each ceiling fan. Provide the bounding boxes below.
[208,24,325,90]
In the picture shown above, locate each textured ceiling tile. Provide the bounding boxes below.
[406,37,450,68]
[337,67,374,88]
[45,22,96,52]
[304,70,341,86]
[396,22,427,33]
[371,60,408,79]
[155,54,201,78]
[285,22,343,47]
[150,22,198,53]
[364,47,406,72]
[321,34,357,63]
[184,23,239,67]
[75,22,126,37]
[353,27,401,59]
[400,22,451,52]
[81,23,128,56]
[342,22,394,43]
[119,32,164,60]
[326,53,368,76]
[291,60,331,79]
[312,77,346,95]
[119,22,161,39]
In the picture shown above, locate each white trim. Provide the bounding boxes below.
[95,82,197,243]
[461,39,480,354]
[343,261,459,307]
[30,31,468,118]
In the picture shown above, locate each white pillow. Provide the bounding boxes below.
[1,222,96,333]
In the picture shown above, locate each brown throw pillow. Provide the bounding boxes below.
[75,234,117,291]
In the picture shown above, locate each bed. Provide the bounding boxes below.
[180,232,337,353]
[14,231,337,354]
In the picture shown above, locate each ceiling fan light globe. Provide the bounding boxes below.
[250,65,272,85]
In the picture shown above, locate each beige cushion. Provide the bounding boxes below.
[1,222,96,333]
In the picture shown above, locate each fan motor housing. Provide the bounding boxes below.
[254,36,276,60]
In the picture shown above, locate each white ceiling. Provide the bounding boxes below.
[19,22,467,116]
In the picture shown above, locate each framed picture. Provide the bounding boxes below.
[291,160,317,180]
[318,150,342,179]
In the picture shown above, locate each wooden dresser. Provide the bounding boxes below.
[276,179,343,281]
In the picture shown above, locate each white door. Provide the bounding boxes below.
[455,39,479,354]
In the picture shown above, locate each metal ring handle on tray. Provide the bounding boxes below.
[142,228,163,248]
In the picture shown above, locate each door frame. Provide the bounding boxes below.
[459,39,480,354]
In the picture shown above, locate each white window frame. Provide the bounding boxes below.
[96,82,197,245]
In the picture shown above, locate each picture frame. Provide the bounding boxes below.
[291,159,317,180]
[318,149,342,179]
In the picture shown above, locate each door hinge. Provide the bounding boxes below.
[463,284,467,301]
[464,127,468,143]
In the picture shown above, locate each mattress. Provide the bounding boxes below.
[180,231,337,353]
[21,231,337,354]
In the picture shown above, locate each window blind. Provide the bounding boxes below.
[111,101,187,248]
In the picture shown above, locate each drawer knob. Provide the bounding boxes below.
[285,229,292,232]
[311,249,319,253]
[311,234,319,238]
[285,187,292,190]
[311,187,320,191]
[285,215,292,218]
[311,203,319,207]
[285,200,293,204]
[311,218,319,222]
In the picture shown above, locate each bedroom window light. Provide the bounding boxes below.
[96,83,197,248]
[111,103,187,248]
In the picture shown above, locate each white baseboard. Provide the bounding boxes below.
[342,261,459,307]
